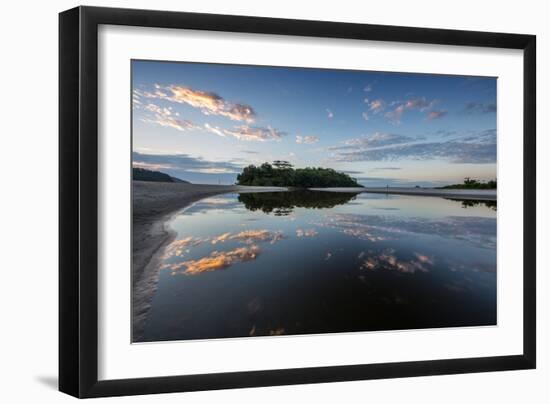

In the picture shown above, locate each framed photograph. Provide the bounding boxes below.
[59,6,536,398]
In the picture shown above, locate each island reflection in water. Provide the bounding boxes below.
[138,191,497,343]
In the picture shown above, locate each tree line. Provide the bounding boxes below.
[236,161,362,188]
[439,177,497,189]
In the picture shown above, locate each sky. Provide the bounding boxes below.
[132,60,497,187]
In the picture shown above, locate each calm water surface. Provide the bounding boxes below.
[139,191,496,342]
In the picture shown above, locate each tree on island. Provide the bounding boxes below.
[439,177,497,190]
[236,162,362,188]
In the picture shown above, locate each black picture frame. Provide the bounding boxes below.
[59,5,536,398]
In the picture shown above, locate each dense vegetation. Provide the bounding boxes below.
[439,177,496,190]
[133,167,187,183]
[447,198,497,211]
[236,161,362,188]
[238,190,358,216]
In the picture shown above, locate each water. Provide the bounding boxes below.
[138,191,497,342]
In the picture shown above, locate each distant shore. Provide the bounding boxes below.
[308,187,497,201]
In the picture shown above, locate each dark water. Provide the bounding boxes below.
[138,191,497,342]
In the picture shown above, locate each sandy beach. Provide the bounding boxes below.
[308,187,497,201]
[132,181,286,338]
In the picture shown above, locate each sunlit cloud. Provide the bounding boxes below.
[203,123,226,137]
[210,232,232,244]
[427,110,448,120]
[142,84,257,123]
[162,237,205,260]
[414,252,433,265]
[368,99,385,113]
[296,135,320,144]
[169,245,261,275]
[326,108,334,119]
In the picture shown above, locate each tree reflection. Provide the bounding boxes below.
[447,198,497,211]
[238,190,357,215]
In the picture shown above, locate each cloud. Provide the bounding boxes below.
[362,111,369,121]
[320,213,496,250]
[464,102,497,114]
[331,129,496,164]
[296,135,320,144]
[203,123,286,142]
[335,139,495,164]
[326,108,334,119]
[334,132,416,150]
[132,89,142,108]
[132,161,174,171]
[364,84,373,92]
[427,110,448,120]
[210,229,284,245]
[140,103,202,132]
[296,229,319,238]
[169,245,261,275]
[360,248,432,274]
[224,126,286,142]
[368,99,385,113]
[404,97,436,111]
[132,151,243,174]
[371,167,403,171]
[384,97,439,124]
[162,237,205,259]
[384,104,406,123]
[139,84,257,123]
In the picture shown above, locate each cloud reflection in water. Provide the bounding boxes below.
[359,248,433,273]
[167,245,261,275]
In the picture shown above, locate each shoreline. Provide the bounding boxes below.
[308,187,497,201]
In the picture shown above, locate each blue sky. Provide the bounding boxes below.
[132,60,497,186]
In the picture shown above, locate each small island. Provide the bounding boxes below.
[236,161,362,188]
